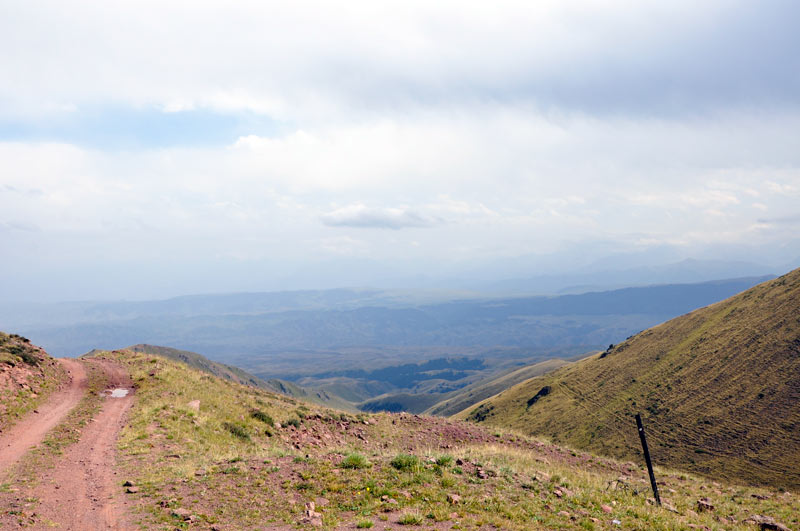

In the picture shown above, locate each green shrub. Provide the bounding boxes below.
[251,409,274,426]
[222,422,250,440]
[398,512,423,525]
[285,417,301,428]
[356,519,374,529]
[391,454,421,472]
[341,453,371,469]
[435,455,453,466]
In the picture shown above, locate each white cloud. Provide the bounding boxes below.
[321,204,442,230]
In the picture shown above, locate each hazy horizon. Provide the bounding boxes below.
[2,1,799,302]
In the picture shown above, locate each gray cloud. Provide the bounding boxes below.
[757,215,800,225]
[321,205,442,230]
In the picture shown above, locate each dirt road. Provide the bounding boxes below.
[0,358,87,475]
[0,358,135,530]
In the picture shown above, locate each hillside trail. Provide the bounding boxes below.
[32,358,135,530]
[1,358,135,530]
[0,358,87,475]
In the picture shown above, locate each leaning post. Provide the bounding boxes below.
[635,412,661,506]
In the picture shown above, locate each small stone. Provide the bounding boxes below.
[696,498,714,512]
[553,488,563,498]
[686,509,698,518]
[662,502,679,514]
[558,511,570,517]
[122,480,134,487]
[126,486,139,494]
[612,519,621,526]
[187,399,200,411]
[171,508,192,521]
[743,514,791,531]
[194,469,207,476]
[449,512,459,519]
[601,504,613,514]
[447,493,461,504]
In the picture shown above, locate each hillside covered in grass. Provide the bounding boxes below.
[92,347,800,530]
[458,268,800,490]
[123,343,356,412]
[0,331,65,431]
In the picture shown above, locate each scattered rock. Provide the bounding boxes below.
[122,480,134,487]
[662,501,679,514]
[553,488,563,498]
[194,468,207,476]
[532,471,551,483]
[751,493,770,500]
[125,486,139,494]
[686,509,698,518]
[696,498,714,512]
[601,504,613,514]
[449,512,459,519]
[612,519,621,526]
[558,510,570,517]
[171,508,193,521]
[743,515,791,530]
[447,493,461,504]
[187,399,200,411]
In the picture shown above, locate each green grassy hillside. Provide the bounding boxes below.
[92,348,798,529]
[457,268,800,490]
[124,344,356,411]
[425,358,571,417]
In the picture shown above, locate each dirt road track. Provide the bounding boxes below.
[31,358,135,530]
[0,358,87,475]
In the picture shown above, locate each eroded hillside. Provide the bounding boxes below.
[0,332,65,431]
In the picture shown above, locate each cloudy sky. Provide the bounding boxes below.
[2,0,799,301]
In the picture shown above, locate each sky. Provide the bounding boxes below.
[1,0,799,302]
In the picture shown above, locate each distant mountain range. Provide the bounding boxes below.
[0,274,774,418]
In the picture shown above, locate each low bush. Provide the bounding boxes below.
[222,422,250,440]
[391,454,421,472]
[340,453,371,469]
[251,409,274,426]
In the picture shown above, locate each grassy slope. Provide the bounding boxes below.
[456,269,800,489]
[0,331,66,431]
[424,358,571,417]
[97,348,799,530]
[125,344,355,412]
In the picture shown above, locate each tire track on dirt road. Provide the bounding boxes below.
[30,358,136,530]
